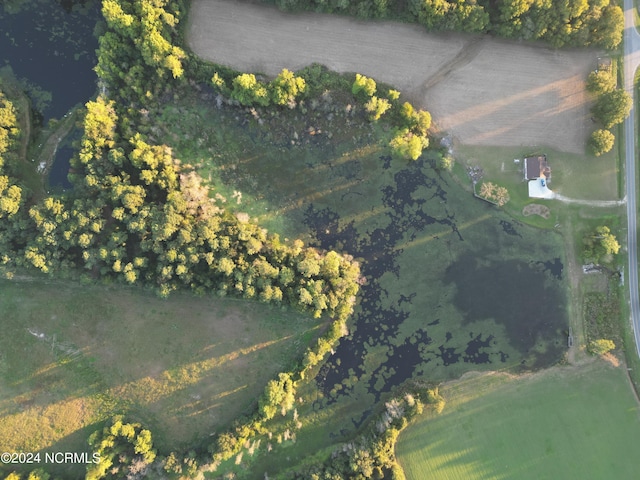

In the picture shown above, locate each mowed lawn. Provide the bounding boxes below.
[0,278,317,468]
[397,360,640,480]
[455,144,620,202]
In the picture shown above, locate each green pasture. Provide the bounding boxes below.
[0,278,317,477]
[397,360,640,480]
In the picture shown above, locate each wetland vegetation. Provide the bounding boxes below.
[0,0,634,479]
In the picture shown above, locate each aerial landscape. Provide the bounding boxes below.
[1,0,640,479]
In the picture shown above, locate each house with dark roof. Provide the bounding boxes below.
[524,155,550,181]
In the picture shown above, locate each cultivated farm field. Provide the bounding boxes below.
[396,360,640,480]
[188,0,599,154]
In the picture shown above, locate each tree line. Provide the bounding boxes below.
[0,88,24,268]
[585,65,631,156]
[210,67,433,162]
[266,0,624,49]
[0,0,361,321]
[0,2,364,476]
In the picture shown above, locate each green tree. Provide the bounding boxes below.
[388,89,401,101]
[400,102,431,134]
[588,338,615,355]
[596,226,620,255]
[413,109,432,135]
[86,416,157,480]
[589,5,624,49]
[588,129,615,156]
[493,0,534,37]
[258,372,296,420]
[365,96,391,121]
[592,89,632,129]
[436,153,454,171]
[270,68,306,106]
[390,129,428,160]
[231,73,270,106]
[0,176,21,217]
[586,70,616,95]
[352,73,377,97]
[26,470,49,480]
[0,91,18,157]
[583,225,620,263]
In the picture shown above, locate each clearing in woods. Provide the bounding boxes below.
[187,0,599,154]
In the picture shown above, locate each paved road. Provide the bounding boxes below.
[623,0,640,358]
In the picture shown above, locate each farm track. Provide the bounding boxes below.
[187,0,600,153]
[421,37,485,92]
[552,193,627,207]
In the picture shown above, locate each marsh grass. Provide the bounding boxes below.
[162,89,571,477]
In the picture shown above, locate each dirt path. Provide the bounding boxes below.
[420,36,486,92]
[187,0,601,154]
[561,215,587,365]
[553,193,627,207]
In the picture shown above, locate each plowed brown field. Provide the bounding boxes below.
[187,0,601,153]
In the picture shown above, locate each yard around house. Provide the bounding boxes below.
[396,360,640,480]
[0,278,318,478]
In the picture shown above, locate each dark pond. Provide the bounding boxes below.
[0,0,100,187]
[49,128,82,190]
[303,157,568,419]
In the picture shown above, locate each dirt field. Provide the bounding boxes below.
[187,0,601,153]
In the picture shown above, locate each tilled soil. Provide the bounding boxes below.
[187,0,601,153]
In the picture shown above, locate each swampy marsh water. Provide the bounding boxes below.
[0,0,100,187]
[158,91,570,436]
[0,0,570,438]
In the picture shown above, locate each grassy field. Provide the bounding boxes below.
[397,360,640,480]
[0,278,318,477]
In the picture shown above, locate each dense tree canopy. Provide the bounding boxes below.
[588,129,615,156]
[586,69,616,95]
[97,0,186,104]
[0,88,23,270]
[268,0,624,48]
[592,89,632,129]
[583,225,620,263]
